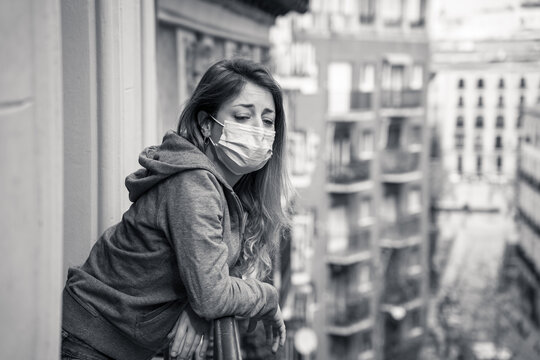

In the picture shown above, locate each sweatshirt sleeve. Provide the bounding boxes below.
[157,170,279,320]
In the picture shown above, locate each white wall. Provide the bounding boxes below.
[0,0,64,358]
[62,0,159,277]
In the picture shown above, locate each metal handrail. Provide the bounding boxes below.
[213,317,243,360]
[162,316,242,360]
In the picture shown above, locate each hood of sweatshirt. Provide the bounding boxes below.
[125,130,231,202]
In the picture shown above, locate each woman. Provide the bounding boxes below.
[61,58,290,360]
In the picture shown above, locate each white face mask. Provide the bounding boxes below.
[208,115,275,175]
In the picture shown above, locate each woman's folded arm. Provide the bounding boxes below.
[157,170,278,320]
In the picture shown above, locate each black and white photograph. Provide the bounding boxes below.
[1,0,540,359]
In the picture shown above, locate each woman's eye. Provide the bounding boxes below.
[263,119,275,126]
[235,115,250,121]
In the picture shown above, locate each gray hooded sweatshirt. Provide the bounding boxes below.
[62,130,278,360]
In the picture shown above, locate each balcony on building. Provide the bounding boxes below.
[327,261,373,336]
[327,158,372,192]
[382,277,422,307]
[327,227,372,265]
[381,89,422,109]
[381,285,424,359]
[327,291,372,335]
[381,150,421,183]
[380,214,422,248]
[383,310,424,360]
[380,57,424,117]
[380,117,422,182]
[327,121,374,192]
[326,60,375,121]
[350,90,373,111]
[329,330,374,360]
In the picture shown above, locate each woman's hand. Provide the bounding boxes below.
[247,304,286,354]
[167,305,211,360]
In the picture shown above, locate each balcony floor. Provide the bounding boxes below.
[381,171,422,183]
[327,317,373,337]
[380,235,422,249]
[326,180,374,193]
[327,249,372,265]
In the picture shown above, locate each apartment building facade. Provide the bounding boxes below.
[496,104,540,360]
[431,59,540,184]
[271,1,431,359]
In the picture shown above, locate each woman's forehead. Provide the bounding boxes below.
[224,82,275,111]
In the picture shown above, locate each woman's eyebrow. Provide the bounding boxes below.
[233,104,275,114]
[233,104,254,109]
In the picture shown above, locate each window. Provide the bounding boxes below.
[458,96,464,107]
[455,134,464,149]
[410,64,423,90]
[359,0,375,24]
[456,116,464,128]
[409,309,422,329]
[328,202,349,253]
[359,197,373,221]
[291,213,314,277]
[382,63,404,91]
[382,0,403,26]
[520,95,526,107]
[360,130,374,154]
[475,116,484,128]
[328,62,352,114]
[520,77,526,89]
[474,135,483,151]
[408,188,422,214]
[496,116,504,128]
[358,264,371,286]
[458,78,465,88]
[477,78,484,89]
[407,0,425,27]
[457,155,463,174]
[517,115,523,128]
[359,64,375,92]
[410,125,422,145]
[496,156,503,173]
[331,124,352,168]
[359,331,372,353]
[476,156,483,175]
[495,135,503,149]
[382,193,398,222]
[498,78,505,89]
[477,96,484,107]
[498,96,504,108]
[386,119,403,149]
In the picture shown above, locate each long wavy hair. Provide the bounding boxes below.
[177,58,292,280]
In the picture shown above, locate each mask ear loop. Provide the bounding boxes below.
[204,114,223,151]
[209,114,225,127]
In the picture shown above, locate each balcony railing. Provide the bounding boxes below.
[328,159,371,184]
[382,214,421,241]
[360,13,375,24]
[381,90,422,108]
[328,228,371,256]
[329,293,371,327]
[350,91,372,110]
[383,278,421,306]
[381,150,420,175]
[163,317,242,360]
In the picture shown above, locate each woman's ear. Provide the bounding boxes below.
[197,111,211,137]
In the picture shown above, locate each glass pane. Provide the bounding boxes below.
[328,62,352,113]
